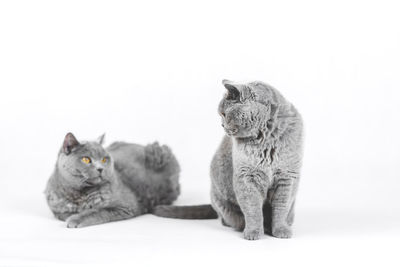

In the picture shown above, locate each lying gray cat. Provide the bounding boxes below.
[154,80,303,240]
[45,133,180,228]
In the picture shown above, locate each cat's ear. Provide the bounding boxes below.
[63,132,80,155]
[97,133,105,145]
[222,79,240,100]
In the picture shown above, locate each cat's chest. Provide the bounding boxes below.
[232,141,279,171]
[76,187,113,210]
[56,185,113,212]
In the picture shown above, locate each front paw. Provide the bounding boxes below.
[66,214,84,228]
[243,228,263,240]
[272,225,292,238]
[66,214,95,228]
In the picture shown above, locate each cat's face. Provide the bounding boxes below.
[218,80,270,139]
[57,133,113,188]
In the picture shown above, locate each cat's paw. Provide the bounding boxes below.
[66,214,95,228]
[243,228,263,240]
[221,218,229,227]
[271,225,292,239]
[66,214,84,228]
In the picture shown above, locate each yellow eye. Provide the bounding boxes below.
[101,157,107,163]
[82,157,91,164]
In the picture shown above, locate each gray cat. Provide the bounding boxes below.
[45,133,180,228]
[154,80,303,240]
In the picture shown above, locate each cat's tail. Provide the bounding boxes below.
[144,142,174,170]
[152,204,218,219]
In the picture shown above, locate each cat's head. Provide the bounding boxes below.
[218,80,276,139]
[56,133,113,188]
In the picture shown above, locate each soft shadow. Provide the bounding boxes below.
[295,208,400,237]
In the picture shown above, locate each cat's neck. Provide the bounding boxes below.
[235,107,296,148]
[234,129,277,148]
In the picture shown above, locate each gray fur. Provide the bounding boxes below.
[45,133,180,228]
[154,80,303,240]
[153,205,218,219]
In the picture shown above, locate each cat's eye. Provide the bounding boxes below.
[82,157,91,164]
[101,157,107,163]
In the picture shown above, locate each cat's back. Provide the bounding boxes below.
[107,141,180,208]
[107,141,179,173]
[107,142,145,169]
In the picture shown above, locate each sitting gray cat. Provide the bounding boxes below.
[45,133,180,228]
[154,80,303,240]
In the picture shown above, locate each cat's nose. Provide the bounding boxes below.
[97,168,103,174]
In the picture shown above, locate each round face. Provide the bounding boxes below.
[218,83,270,140]
[219,97,261,139]
[57,142,113,188]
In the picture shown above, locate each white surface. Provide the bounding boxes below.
[1,0,400,266]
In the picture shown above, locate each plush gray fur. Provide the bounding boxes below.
[154,80,303,240]
[45,133,180,228]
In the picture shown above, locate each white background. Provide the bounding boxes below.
[1,0,399,266]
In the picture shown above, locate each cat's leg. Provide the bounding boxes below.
[219,207,244,231]
[270,173,298,238]
[66,206,137,228]
[221,218,229,227]
[211,192,245,231]
[287,200,295,226]
[211,193,245,230]
[234,168,268,240]
[54,212,76,221]
[46,192,79,221]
